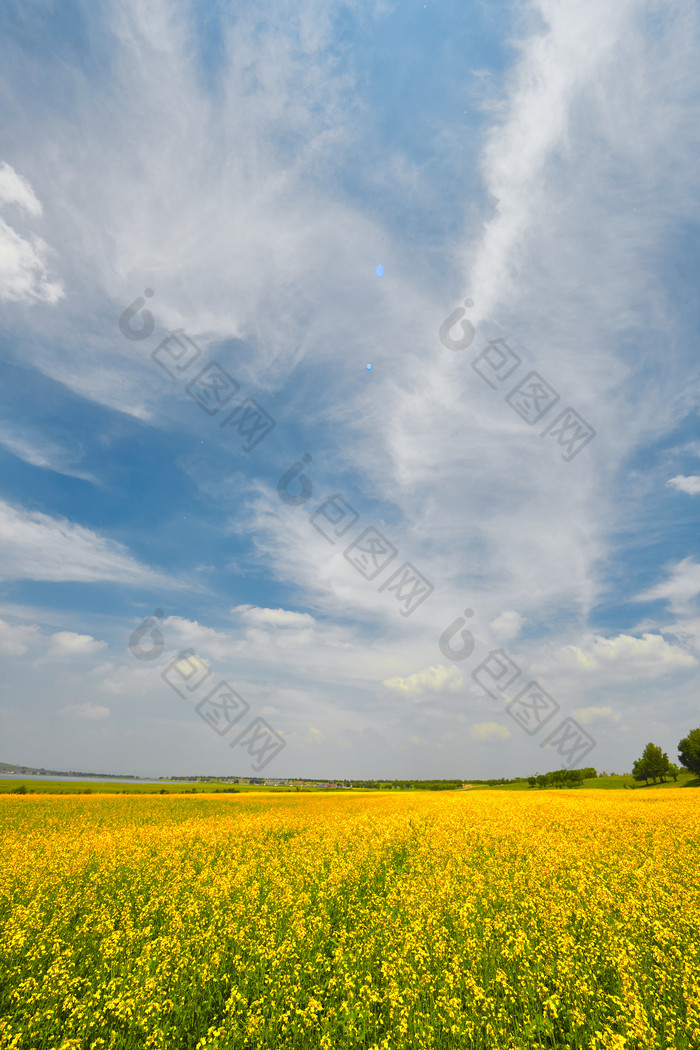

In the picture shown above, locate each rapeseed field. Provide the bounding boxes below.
[0,790,698,1049]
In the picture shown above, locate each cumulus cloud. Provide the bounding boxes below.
[244,626,317,649]
[59,701,110,720]
[570,705,622,725]
[548,632,696,679]
[155,613,366,687]
[231,604,317,628]
[662,617,700,654]
[0,617,41,655]
[97,662,165,697]
[158,615,303,664]
[383,664,464,698]
[159,616,240,662]
[489,610,525,642]
[0,161,64,304]
[47,631,107,657]
[469,722,511,741]
[667,475,700,495]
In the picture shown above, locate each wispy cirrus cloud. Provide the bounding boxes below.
[1,0,699,778]
[0,161,63,304]
[0,423,97,483]
[634,558,700,615]
[468,0,639,317]
[0,499,176,588]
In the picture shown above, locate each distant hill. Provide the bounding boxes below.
[0,761,137,779]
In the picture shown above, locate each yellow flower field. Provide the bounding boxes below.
[0,790,698,1050]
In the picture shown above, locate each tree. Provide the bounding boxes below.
[633,742,671,784]
[632,758,651,786]
[667,763,680,782]
[678,728,700,776]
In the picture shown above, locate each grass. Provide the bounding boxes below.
[2,772,698,795]
[588,772,700,789]
[491,772,700,791]
[3,771,699,798]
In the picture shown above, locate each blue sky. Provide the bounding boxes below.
[1,0,699,779]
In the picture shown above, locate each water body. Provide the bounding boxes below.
[0,774,191,784]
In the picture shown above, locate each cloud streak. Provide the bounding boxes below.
[0,162,63,304]
[0,499,176,588]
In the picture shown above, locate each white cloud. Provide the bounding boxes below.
[158,616,243,663]
[0,161,63,304]
[97,662,164,697]
[0,161,42,216]
[467,0,639,316]
[59,701,110,720]
[47,631,107,657]
[635,558,700,614]
[0,423,96,483]
[469,722,511,741]
[547,632,696,679]
[383,664,464,698]
[662,616,700,654]
[0,499,176,587]
[231,604,317,628]
[88,661,116,677]
[489,610,525,642]
[0,617,107,660]
[570,705,622,725]
[244,626,317,649]
[3,0,683,651]
[667,475,700,495]
[2,1,700,780]
[0,618,41,655]
[156,613,366,683]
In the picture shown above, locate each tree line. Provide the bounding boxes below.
[526,767,597,789]
[284,728,700,791]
